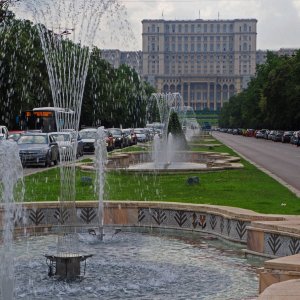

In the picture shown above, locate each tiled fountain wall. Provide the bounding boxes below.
[2,201,295,258]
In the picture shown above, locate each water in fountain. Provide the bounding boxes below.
[176,105,201,141]
[0,141,24,300]
[150,93,181,167]
[94,126,108,239]
[23,0,126,254]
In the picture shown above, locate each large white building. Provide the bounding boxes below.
[142,18,257,110]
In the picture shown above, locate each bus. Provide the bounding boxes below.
[19,107,75,133]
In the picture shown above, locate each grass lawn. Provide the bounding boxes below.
[24,136,300,215]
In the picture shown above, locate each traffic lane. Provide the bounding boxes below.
[212,132,300,193]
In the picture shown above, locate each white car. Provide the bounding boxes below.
[49,132,80,160]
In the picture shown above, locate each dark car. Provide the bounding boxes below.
[109,128,126,148]
[273,130,284,142]
[18,133,59,167]
[281,131,293,143]
[79,128,97,153]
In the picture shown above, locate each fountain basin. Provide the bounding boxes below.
[80,151,243,173]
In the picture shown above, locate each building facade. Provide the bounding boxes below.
[256,48,298,65]
[142,19,257,111]
[100,49,143,76]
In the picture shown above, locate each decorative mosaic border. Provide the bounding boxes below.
[264,232,300,257]
[138,208,248,243]
[5,202,298,258]
[19,206,249,243]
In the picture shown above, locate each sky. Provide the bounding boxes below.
[13,0,300,51]
[120,0,300,51]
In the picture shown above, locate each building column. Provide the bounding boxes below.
[213,83,217,110]
[207,82,210,109]
[221,85,223,107]
[187,82,191,108]
[181,83,184,106]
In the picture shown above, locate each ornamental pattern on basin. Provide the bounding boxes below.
[264,233,300,257]
[138,208,248,243]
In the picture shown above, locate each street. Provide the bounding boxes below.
[212,132,300,196]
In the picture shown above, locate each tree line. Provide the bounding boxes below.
[0,9,156,129]
[219,51,300,130]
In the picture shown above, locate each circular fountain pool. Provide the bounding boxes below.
[128,162,207,171]
[6,230,261,299]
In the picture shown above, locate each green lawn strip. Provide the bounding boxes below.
[24,164,299,214]
[24,135,299,214]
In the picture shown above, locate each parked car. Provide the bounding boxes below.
[134,128,148,143]
[17,133,59,167]
[122,129,137,146]
[255,129,266,139]
[108,128,126,148]
[267,130,276,140]
[273,130,284,142]
[67,130,84,157]
[104,129,115,151]
[0,125,9,140]
[244,129,255,137]
[282,131,293,143]
[8,130,25,141]
[291,131,300,145]
[79,128,97,153]
[49,132,83,159]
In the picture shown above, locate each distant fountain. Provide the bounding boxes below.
[175,106,201,141]
[0,141,24,300]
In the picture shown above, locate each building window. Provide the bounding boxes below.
[244,23,247,31]
[172,24,175,32]
[210,23,214,33]
[197,24,201,33]
[166,24,169,33]
[191,24,195,33]
[217,24,220,33]
[204,24,207,33]
[152,24,155,32]
[223,24,227,33]
[185,24,188,33]
[178,24,182,33]
[230,24,233,32]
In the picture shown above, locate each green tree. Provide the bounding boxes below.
[168,111,188,149]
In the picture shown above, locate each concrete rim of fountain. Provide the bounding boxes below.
[78,150,244,173]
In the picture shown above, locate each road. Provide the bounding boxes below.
[212,132,300,196]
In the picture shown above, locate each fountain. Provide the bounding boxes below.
[20,0,128,278]
[0,140,24,299]
[127,92,234,172]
